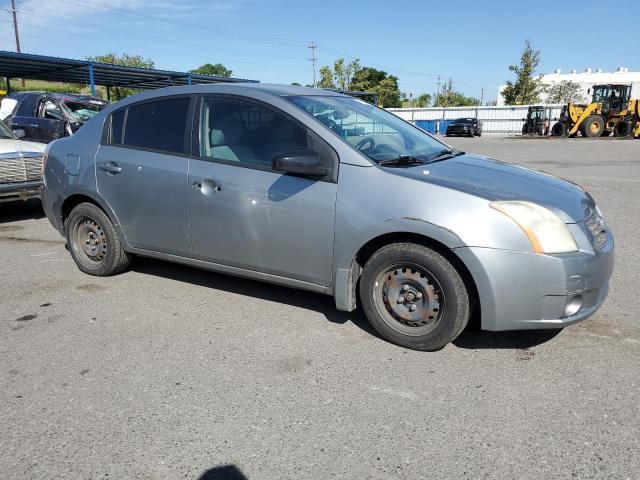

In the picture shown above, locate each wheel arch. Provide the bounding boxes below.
[59,191,129,249]
[334,231,481,327]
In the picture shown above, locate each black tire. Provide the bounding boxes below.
[551,122,566,136]
[359,243,470,351]
[65,202,131,276]
[522,124,529,135]
[600,130,611,137]
[580,115,604,138]
[613,121,632,137]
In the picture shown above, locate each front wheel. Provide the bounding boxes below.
[65,202,131,276]
[359,243,470,351]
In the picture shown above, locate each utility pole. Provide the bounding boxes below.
[308,42,317,88]
[480,87,484,106]
[10,0,21,53]
[436,75,441,105]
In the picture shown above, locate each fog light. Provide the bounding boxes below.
[564,295,583,317]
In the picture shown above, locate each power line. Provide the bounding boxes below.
[54,0,308,48]
[12,7,306,63]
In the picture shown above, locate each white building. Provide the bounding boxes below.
[496,66,640,106]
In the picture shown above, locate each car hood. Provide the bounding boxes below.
[0,138,46,155]
[390,154,594,223]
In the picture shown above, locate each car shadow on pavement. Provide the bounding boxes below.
[133,257,563,351]
[453,328,562,350]
[132,257,378,336]
[0,199,45,223]
[198,465,248,480]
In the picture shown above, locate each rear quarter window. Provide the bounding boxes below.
[123,97,190,154]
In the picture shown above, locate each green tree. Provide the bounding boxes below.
[434,78,479,107]
[318,65,335,89]
[190,62,233,78]
[349,67,401,107]
[317,58,360,90]
[501,40,542,105]
[404,93,431,108]
[543,80,584,104]
[86,53,155,100]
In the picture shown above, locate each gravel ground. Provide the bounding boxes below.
[1,136,638,480]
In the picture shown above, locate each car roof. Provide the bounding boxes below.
[140,83,345,98]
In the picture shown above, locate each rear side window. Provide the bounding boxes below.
[110,109,125,144]
[123,97,190,154]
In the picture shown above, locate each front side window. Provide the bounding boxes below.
[64,100,106,122]
[199,97,308,167]
[124,97,190,154]
[287,95,449,163]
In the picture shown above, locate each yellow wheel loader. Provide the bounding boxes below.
[551,83,639,138]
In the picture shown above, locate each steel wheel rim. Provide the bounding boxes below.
[72,216,107,268]
[372,262,445,336]
[591,121,600,133]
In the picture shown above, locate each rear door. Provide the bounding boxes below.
[95,96,193,256]
[188,95,338,286]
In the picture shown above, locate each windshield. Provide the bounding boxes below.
[287,95,448,163]
[453,118,474,123]
[0,119,16,139]
[63,100,106,122]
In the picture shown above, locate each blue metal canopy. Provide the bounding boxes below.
[0,50,257,96]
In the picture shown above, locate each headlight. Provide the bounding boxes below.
[490,201,578,253]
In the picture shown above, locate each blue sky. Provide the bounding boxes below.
[2,0,638,102]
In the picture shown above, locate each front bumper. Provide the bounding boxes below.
[446,127,473,136]
[0,180,42,203]
[454,230,614,331]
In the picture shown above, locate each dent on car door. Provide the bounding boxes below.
[188,95,338,286]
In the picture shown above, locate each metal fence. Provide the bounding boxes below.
[387,105,564,135]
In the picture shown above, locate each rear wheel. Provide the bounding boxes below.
[360,243,470,351]
[551,122,566,136]
[613,121,632,137]
[65,202,131,276]
[580,115,604,137]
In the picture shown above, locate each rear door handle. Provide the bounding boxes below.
[99,161,122,174]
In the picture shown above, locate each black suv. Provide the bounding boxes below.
[0,92,108,143]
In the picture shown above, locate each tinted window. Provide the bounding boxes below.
[200,97,308,167]
[124,97,190,154]
[110,110,125,144]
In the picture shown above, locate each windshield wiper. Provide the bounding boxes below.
[377,155,426,167]
[425,149,465,164]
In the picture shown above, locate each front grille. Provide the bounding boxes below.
[0,155,43,184]
[584,210,607,248]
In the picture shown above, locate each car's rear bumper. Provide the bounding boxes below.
[41,186,65,234]
[0,181,42,203]
[454,231,614,331]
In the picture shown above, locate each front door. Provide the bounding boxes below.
[188,96,338,286]
[96,96,193,256]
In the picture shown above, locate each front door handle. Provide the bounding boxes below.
[99,161,122,174]
[192,179,221,194]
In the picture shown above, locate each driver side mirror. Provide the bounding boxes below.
[272,148,329,178]
[12,128,25,138]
